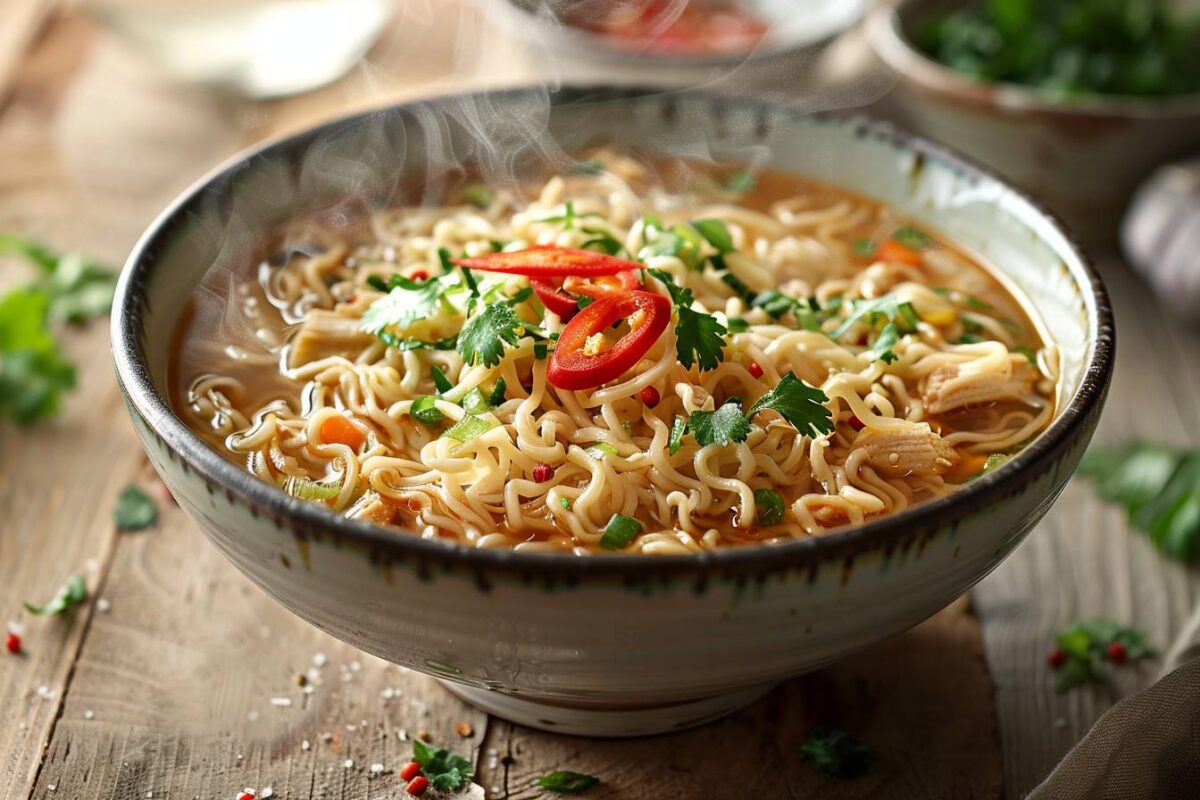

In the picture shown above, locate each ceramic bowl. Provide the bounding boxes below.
[480,0,865,96]
[867,0,1200,245]
[112,86,1113,737]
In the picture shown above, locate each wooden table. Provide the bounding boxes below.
[2,5,1198,799]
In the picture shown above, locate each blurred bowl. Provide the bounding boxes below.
[482,0,866,94]
[867,0,1200,244]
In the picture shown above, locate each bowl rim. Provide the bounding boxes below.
[488,0,866,69]
[111,84,1115,578]
[867,1,1200,117]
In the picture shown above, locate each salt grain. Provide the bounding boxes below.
[84,710,94,720]
[247,711,259,721]
[301,740,311,751]
[345,724,356,733]
[270,697,292,708]
[369,763,384,774]
[312,652,327,667]
[343,759,354,769]
[97,599,111,614]
[260,787,274,798]
[320,732,333,743]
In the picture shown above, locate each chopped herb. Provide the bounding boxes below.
[114,485,157,531]
[799,727,875,779]
[462,184,493,209]
[829,293,920,341]
[376,332,459,352]
[460,265,480,306]
[585,442,620,460]
[726,317,750,334]
[641,213,663,232]
[576,295,593,311]
[1051,619,1151,693]
[724,170,756,193]
[411,396,445,426]
[579,227,623,256]
[533,341,549,360]
[752,290,799,320]
[441,414,492,444]
[24,573,87,616]
[639,229,702,270]
[0,288,76,425]
[488,377,507,407]
[853,238,877,258]
[457,302,522,367]
[365,275,389,292]
[691,219,733,252]
[968,453,1009,481]
[688,401,752,447]
[411,739,473,792]
[284,476,342,501]
[891,226,931,249]
[867,322,901,363]
[1013,346,1038,363]
[1079,443,1200,562]
[599,514,642,549]
[569,158,603,175]
[559,497,571,510]
[535,771,600,793]
[668,415,687,456]
[955,333,985,344]
[747,373,834,437]
[431,365,454,394]
[437,247,455,274]
[754,488,786,526]
[460,387,490,415]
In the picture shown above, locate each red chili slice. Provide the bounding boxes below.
[564,269,640,300]
[547,291,670,391]
[531,278,580,320]
[451,246,642,277]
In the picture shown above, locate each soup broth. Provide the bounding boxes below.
[171,152,1056,555]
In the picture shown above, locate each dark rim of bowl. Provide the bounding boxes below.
[870,2,1200,115]
[111,84,1115,579]
[496,0,864,69]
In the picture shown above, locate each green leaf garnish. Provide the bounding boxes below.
[726,317,750,333]
[747,373,834,437]
[24,573,87,616]
[668,415,687,456]
[853,238,877,258]
[361,273,459,336]
[114,485,157,531]
[829,293,920,341]
[599,514,642,550]
[2,235,117,324]
[283,476,342,502]
[462,184,493,209]
[0,288,76,425]
[867,322,901,363]
[891,226,930,249]
[754,488,786,526]
[488,377,507,407]
[412,739,473,792]
[691,218,733,252]
[457,302,522,367]
[431,365,454,394]
[724,170,756,193]
[535,771,600,793]
[688,401,752,447]
[441,414,492,444]
[585,442,620,460]
[1051,619,1151,693]
[411,396,446,426]
[799,727,875,779]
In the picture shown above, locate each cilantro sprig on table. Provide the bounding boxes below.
[411,739,473,791]
[1050,619,1151,693]
[535,770,600,793]
[1079,443,1200,562]
[114,485,158,531]
[799,727,875,779]
[24,573,87,616]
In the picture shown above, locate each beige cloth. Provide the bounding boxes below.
[1028,657,1200,799]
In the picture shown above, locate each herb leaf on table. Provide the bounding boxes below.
[411,739,473,791]
[1050,619,1151,693]
[24,573,88,616]
[114,485,158,531]
[535,770,600,793]
[799,727,875,778]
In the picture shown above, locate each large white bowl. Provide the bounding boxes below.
[112,86,1113,736]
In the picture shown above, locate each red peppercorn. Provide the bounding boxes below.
[410,269,429,281]
[237,793,255,800]
[399,761,422,781]
[406,775,430,796]
[747,361,764,379]
[533,463,554,483]
[1107,641,1128,665]
[848,415,865,431]
[5,633,20,655]
[639,385,660,408]
[1047,648,1066,669]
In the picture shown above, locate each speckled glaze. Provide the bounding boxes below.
[111,86,1113,736]
[867,0,1200,244]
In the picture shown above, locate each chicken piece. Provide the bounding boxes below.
[855,421,957,478]
[346,492,397,527]
[921,361,1038,415]
[289,309,376,367]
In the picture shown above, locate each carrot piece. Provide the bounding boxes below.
[319,414,365,450]
[876,239,924,267]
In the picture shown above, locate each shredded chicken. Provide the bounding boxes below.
[289,310,375,367]
[921,360,1038,415]
[855,421,957,478]
[346,492,397,526]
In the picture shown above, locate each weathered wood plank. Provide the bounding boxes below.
[476,598,1001,800]
[972,258,1200,799]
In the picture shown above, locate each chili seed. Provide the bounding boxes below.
[1106,642,1128,665]
[5,633,20,655]
[410,269,429,281]
[639,386,660,408]
[399,762,422,782]
[1047,648,1066,669]
[848,415,865,431]
[406,775,430,796]
[747,361,764,379]
[533,463,554,483]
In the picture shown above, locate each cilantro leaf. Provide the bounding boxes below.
[866,322,900,363]
[829,293,920,341]
[24,573,87,616]
[412,739,473,792]
[688,401,751,447]
[114,485,158,531]
[646,269,727,371]
[754,488,786,526]
[599,514,642,549]
[747,373,833,437]
[488,377,507,406]
[1052,619,1152,693]
[360,273,456,335]
[891,226,930,249]
[726,317,750,333]
[431,365,454,394]
[799,727,875,779]
[691,219,733,252]
[1,235,116,324]
[535,771,600,793]
[0,288,76,425]
[376,332,458,352]
[457,302,522,367]
[1079,443,1200,562]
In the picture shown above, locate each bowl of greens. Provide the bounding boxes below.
[867,0,1200,243]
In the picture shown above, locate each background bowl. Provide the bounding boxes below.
[867,0,1200,245]
[111,86,1113,737]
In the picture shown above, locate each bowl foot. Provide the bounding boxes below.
[437,681,775,737]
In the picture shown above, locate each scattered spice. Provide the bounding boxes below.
[399,761,422,781]
[1049,619,1151,692]
[639,385,660,408]
[237,792,255,800]
[455,721,473,738]
[533,463,554,483]
[535,771,600,793]
[847,415,865,431]
[416,730,432,742]
[747,360,764,379]
[5,632,20,654]
[405,775,429,796]
[293,672,307,687]
[798,727,875,779]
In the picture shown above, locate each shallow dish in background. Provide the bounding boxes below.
[867,0,1200,244]
[111,86,1113,736]
[482,0,865,94]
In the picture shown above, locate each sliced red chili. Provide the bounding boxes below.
[531,278,580,320]
[548,291,670,391]
[564,269,640,300]
[451,246,641,278]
